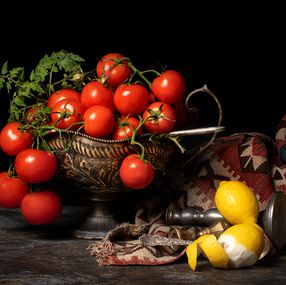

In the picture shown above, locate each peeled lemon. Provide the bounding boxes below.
[186,223,265,271]
[218,223,265,268]
[186,234,229,271]
[215,181,259,225]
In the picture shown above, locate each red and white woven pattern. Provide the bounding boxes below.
[89,114,286,266]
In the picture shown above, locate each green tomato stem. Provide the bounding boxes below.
[48,62,56,95]
[127,61,152,89]
[129,113,161,160]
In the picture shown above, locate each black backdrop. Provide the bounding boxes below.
[0,0,285,137]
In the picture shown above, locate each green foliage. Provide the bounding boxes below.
[0,50,85,123]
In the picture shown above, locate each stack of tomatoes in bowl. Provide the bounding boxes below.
[0,51,191,227]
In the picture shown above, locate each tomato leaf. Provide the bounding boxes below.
[0,50,87,150]
[0,50,86,124]
[9,67,25,81]
[1,61,8,75]
[0,77,5,89]
[28,82,45,94]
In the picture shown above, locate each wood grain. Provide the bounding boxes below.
[1,206,286,285]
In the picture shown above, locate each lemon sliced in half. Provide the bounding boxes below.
[186,234,229,271]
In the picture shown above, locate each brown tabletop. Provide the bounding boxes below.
[1,205,286,285]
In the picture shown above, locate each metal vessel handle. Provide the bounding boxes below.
[167,126,226,137]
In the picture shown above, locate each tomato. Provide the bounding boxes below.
[0,176,30,208]
[47,89,81,109]
[83,105,114,138]
[112,117,143,140]
[149,92,156,103]
[151,70,186,104]
[25,106,41,123]
[21,189,62,225]
[51,99,84,130]
[0,171,8,182]
[15,149,58,184]
[120,154,154,189]
[0,122,34,156]
[96,53,132,89]
[80,81,115,111]
[114,84,150,116]
[143,102,176,134]
[25,106,40,123]
[24,104,52,127]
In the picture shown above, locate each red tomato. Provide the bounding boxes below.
[151,70,186,104]
[149,92,156,103]
[114,84,150,116]
[83,106,114,138]
[15,149,58,184]
[96,53,132,89]
[47,89,81,109]
[0,122,34,156]
[143,102,176,134]
[24,104,51,126]
[0,176,30,208]
[112,117,143,140]
[51,99,84,130]
[120,154,154,189]
[21,189,62,225]
[24,106,41,123]
[0,171,8,182]
[80,81,115,111]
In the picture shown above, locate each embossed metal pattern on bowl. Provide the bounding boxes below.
[47,131,179,198]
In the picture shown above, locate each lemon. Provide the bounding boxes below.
[186,224,265,271]
[186,234,229,271]
[218,223,265,268]
[215,181,259,225]
[186,242,199,271]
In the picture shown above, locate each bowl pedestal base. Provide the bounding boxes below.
[71,198,118,240]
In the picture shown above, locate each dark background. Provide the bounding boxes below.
[0,0,285,138]
[0,0,285,206]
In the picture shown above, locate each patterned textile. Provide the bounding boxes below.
[88,115,286,266]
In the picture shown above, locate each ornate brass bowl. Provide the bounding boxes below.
[47,131,180,239]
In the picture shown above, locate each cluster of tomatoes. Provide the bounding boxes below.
[0,124,62,225]
[0,52,190,225]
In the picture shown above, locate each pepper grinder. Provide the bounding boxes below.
[166,203,225,227]
[166,192,286,250]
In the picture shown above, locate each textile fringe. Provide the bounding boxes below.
[87,239,115,265]
[88,222,151,265]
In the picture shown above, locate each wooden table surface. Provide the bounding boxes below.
[1,205,286,285]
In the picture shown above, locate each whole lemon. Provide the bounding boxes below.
[215,181,259,225]
[218,223,265,268]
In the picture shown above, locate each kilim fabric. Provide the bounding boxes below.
[89,115,286,265]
